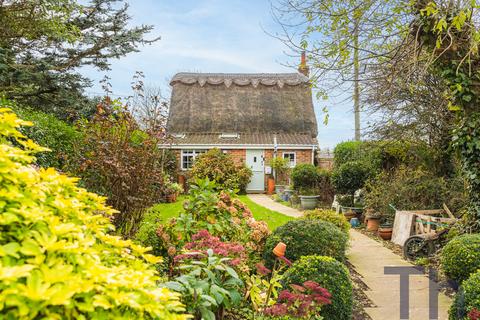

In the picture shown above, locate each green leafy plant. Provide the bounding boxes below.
[190,148,252,193]
[166,249,244,320]
[364,166,466,221]
[449,270,480,320]
[303,209,350,233]
[245,263,283,311]
[291,164,319,192]
[13,106,81,170]
[331,161,372,204]
[0,107,186,319]
[281,255,353,320]
[317,169,335,206]
[263,220,348,267]
[270,157,291,185]
[441,234,480,283]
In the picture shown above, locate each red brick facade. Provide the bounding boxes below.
[174,148,314,192]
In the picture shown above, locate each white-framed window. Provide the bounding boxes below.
[181,149,207,170]
[283,152,296,168]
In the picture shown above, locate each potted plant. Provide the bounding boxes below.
[377,216,394,240]
[298,188,319,210]
[365,208,382,232]
[270,157,291,195]
[164,178,183,203]
[283,185,295,202]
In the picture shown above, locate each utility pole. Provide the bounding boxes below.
[353,13,361,141]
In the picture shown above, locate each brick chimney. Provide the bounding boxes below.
[298,51,310,77]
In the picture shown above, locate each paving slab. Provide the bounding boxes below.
[247,194,303,218]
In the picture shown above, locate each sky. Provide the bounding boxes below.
[81,0,368,150]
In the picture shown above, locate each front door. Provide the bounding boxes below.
[246,149,265,192]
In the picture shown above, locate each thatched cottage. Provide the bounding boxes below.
[165,56,318,192]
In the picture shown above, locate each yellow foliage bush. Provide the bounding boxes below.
[0,106,187,319]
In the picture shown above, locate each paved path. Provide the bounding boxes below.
[246,194,452,320]
[247,194,303,218]
[348,230,452,320]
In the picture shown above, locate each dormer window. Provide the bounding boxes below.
[219,133,239,139]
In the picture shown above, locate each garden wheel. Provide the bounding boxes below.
[403,236,429,261]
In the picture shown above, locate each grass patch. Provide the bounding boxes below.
[145,195,293,231]
[238,195,295,230]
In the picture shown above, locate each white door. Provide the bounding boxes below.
[246,149,265,192]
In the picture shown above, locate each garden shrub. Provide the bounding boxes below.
[281,255,353,320]
[449,270,480,320]
[291,163,319,191]
[190,148,252,193]
[71,99,165,236]
[317,168,335,205]
[144,179,270,269]
[303,209,350,233]
[332,160,372,201]
[263,219,348,267]
[0,107,186,319]
[365,166,466,221]
[441,234,480,283]
[333,140,365,167]
[13,106,80,169]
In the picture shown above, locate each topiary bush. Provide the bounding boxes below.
[303,209,350,233]
[262,219,348,267]
[0,107,186,319]
[291,163,319,191]
[191,148,252,193]
[281,255,353,320]
[331,160,372,197]
[449,270,480,320]
[333,141,365,168]
[441,233,480,283]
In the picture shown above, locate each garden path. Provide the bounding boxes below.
[246,195,452,320]
[348,230,452,320]
[247,194,302,218]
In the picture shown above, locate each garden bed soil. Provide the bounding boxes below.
[347,261,374,320]
[357,227,456,298]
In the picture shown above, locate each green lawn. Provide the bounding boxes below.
[237,195,294,230]
[146,195,294,231]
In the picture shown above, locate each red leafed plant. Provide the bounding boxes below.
[174,230,247,269]
[263,281,331,319]
[469,308,480,320]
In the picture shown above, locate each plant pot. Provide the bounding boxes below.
[300,195,319,210]
[267,177,275,195]
[178,175,186,193]
[343,209,357,222]
[366,217,380,232]
[283,189,294,202]
[275,184,286,195]
[166,193,177,203]
[378,226,393,240]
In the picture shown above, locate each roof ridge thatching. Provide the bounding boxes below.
[170,72,309,88]
[168,71,318,137]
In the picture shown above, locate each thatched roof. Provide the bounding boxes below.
[168,72,318,139]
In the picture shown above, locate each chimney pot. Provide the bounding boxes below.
[298,51,310,77]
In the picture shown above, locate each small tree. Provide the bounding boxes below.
[270,157,291,185]
[331,161,371,206]
[291,164,319,193]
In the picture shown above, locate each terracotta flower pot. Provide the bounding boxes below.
[267,177,275,195]
[366,217,380,231]
[273,242,286,257]
[378,227,393,240]
[166,193,177,203]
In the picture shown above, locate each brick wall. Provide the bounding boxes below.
[263,149,313,166]
[172,147,314,192]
